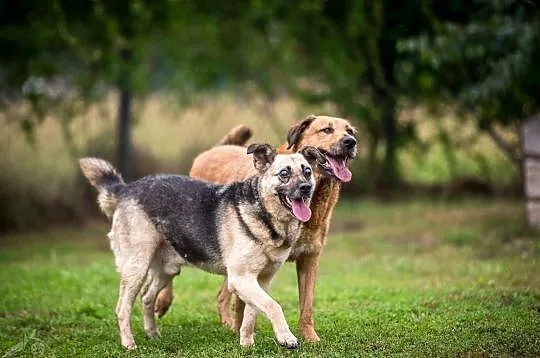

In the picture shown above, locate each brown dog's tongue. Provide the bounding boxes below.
[327,157,352,182]
[292,199,312,222]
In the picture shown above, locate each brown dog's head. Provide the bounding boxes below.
[286,115,357,182]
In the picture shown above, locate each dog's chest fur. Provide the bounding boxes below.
[289,177,341,259]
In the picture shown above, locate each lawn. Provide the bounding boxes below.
[0,199,538,357]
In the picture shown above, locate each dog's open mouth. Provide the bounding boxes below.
[279,193,312,222]
[318,150,352,182]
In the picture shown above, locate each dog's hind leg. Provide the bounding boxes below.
[141,259,179,338]
[154,282,174,318]
[116,256,153,350]
[113,207,162,350]
[141,273,171,338]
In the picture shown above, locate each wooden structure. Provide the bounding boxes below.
[522,114,540,228]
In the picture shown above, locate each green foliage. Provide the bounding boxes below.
[397,0,540,128]
[445,229,477,246]
[1,0,175,143]
[1,0,534,187]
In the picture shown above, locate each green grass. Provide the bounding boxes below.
[1,199,539,357]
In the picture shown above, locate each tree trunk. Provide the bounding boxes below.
[378,91,399,189]
[117,48,133,181]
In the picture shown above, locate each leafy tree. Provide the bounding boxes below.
[1,0,181,179]
[252,0,433,188]
[0,0,293,179]
[397,0,540,169]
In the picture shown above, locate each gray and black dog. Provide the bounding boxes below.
[79,144,324,350]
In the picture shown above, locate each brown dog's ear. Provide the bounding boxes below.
[287,115,317,150]
[300,146,327,167]
[247,143,277,172]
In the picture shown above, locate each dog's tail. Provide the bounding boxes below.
[217,124,253,146]
[79,158,125,220]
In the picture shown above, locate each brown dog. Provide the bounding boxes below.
[155,115,357,342]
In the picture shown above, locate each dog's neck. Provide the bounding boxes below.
[301,174,341,232]
[240,176,302,245]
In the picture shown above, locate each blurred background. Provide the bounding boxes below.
[0,0,537,232]
[1,1,540,355]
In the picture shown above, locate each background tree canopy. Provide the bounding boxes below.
[1,0,537,185]
[398,0,540,166]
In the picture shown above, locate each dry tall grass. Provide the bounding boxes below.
[0,92,516,232]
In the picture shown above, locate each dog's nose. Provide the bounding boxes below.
[342,136,356,149]
[299,183,312,195]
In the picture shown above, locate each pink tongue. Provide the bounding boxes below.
[327,156,352,182]
[291,199,312,222]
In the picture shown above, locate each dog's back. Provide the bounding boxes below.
[191,145,257,184]
[119,175,224,265]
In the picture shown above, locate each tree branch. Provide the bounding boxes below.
[485,127,520,167]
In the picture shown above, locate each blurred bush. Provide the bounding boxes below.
[0,95,522,234]
[0,128,206,233]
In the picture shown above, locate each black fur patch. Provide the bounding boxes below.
[233,204,260,243]
[229,176,280,242]
[119,175,223,263]
[97,170,125,195]
[116,174,285,265]
[258,208,280,241]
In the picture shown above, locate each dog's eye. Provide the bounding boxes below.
[346,128,355,136]
[304,167,312,178]
[278,169,290,180]
[321,127,334,134]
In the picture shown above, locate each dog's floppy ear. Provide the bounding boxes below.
[247,143,277,172]
[300,146,327,167]
[287,115,317,150]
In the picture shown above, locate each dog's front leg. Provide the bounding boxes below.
[228,273,298,349]
[296,251,321,342]
[238,274,273,345]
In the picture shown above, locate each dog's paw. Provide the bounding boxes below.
[220,316,236,332]
[145,328,161,339]
[122,341,137,350]
[239,334,255,347]
[276,332,299,350]
[300,325,320,342]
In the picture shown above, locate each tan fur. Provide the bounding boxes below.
[155,115,355,342]
[218,124,253,146]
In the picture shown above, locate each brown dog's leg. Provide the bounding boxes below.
[232,294,245,332]
[154,282,174,318]
[217,278,234,329]
[296,252,321,342]
[216,279,246,333]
